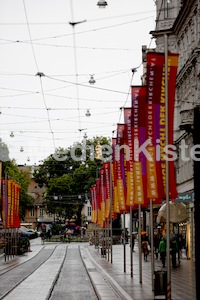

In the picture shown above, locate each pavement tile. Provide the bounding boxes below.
[87,241,196,300]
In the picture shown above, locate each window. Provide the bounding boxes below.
[87,206,92,217]
[30,208,34,217]
[39,208,44,216]
[164,0,172,19]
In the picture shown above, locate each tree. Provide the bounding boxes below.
[33,136,110,192]
[33,136,111,224]
[0,138,9,163]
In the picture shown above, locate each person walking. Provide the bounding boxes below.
[131,233,135,252]
[170,237,178,268]
[159,237,166,267]
[141,238,149,262]
[154,234,160,260]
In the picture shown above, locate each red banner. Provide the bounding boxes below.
[96,179,101,226]
[112,138,120,214]
[15,184,20,228]
[100,168,105,227]
[124,108,134,207]
[103,162,111,220]
[1,179,20,228]
[116,124,126,212]
[90,186,96,223]
[2,179,7,228]
[146,52,178,199]
[132,86,147,206]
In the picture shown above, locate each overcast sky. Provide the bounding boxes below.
[0,0,156,166]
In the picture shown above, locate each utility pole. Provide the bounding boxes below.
[193,105,200,299]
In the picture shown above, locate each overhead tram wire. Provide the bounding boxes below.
[116,31,156,124]
[46,75,130,95]
[6,15,154,44]
[22,0,56,151]
[117,65,139,124]
[69,0,87,141]
[0,9,156,26]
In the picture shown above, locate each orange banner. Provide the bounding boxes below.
[124,108,134,206]
[146,52,179,199]
[132,86,147,206]
[116,124,126,211]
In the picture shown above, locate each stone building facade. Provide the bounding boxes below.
[149,0,200,259]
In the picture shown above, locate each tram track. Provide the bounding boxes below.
[48,245,98,300]
[0,244,129,300]
[0,246,57,299]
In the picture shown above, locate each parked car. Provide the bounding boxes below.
[26,229,38,239]
[19,227,38,239]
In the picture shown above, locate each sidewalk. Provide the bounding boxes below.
[88,241,196,300]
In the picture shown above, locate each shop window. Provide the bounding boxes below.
[87,206,92,217]
[30,208,34,217]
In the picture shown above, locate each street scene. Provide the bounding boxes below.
[0,237,195,300]
[0,1,199,300]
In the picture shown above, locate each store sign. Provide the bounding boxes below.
[175,192,194,203]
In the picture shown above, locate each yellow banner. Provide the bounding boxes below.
[146,146,158,199]
[133,162,144,204]
[113,186,120,213]
[117,179,126,211]
[126,169,134,206]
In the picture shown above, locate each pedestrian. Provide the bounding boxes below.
[159,237,166,267]
[131,233,135,252]
[67,228,72,243]
[141,238,149,261]
[40,232,45,244]
[170,237,178,268]
[89,235,94,246]
[177,233,183,264]
[154,234,160,260]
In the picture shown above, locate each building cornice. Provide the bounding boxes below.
[176,47,200,87]
[150,0,196,37]
[173,0,197,34]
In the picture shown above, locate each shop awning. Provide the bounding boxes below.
[157,201,187,224]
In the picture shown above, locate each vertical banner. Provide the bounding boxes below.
[103,162,110,220]
[116,124,126,211]
[2,179,7,228]
[124,108,134,207]
[16,184,20,228]
[96,179,101,226]
[132,86,147,206]
[13,182,17,228]
[11,180,15,228]
[7,179,12,228]
[146,52,178,199]
[0,162,2,224]
[112,138,120,214]
[100,168,105,227]
[90,186,95,223]
[2,179,20,229]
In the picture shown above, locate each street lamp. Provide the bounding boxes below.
[10,131,14,138]
[89,75,96,84]
[97,0,107,8]
[85,109,91,117]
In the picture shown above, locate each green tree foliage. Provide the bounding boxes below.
[33,136,111,224]
[0,138,9,162]
[33,136,110,192]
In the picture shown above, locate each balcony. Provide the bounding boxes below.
[179,109,193,131]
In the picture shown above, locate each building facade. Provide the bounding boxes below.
[150,0,200,259]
